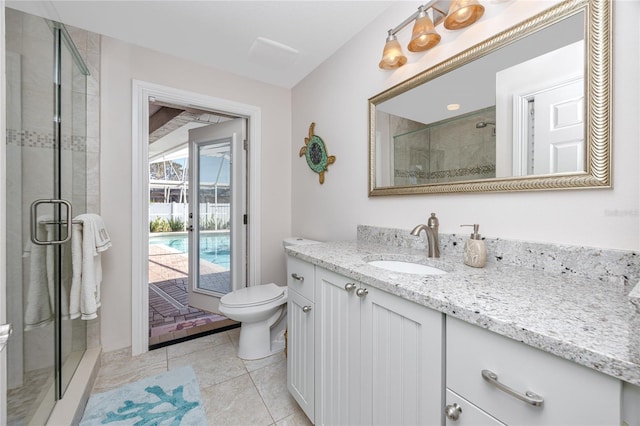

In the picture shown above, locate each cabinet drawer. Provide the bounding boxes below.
[446,316,621,425]
[445,389,505,426]
[286,256,315,301]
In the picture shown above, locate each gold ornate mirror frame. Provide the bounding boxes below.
[368,0,611,196]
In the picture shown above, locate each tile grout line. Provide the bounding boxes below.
[247,363,279,425]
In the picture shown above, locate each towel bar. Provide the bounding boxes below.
[39,220,83,225]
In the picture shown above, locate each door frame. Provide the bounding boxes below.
[0,4,8,424]
[131,80,262,355]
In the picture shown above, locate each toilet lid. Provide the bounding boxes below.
[219,283,285,308]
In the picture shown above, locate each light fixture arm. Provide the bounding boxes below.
[387,0,449,37]
[379,0,484,70]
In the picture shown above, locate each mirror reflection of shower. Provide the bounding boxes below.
[475,121,496,136]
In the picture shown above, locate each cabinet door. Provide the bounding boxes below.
[316,268,362,426]
[361,286,444,425]
[287,290,315,421]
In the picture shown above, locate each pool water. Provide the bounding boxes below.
[149,232,230,269]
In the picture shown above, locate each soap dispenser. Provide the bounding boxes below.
[460,224,487,268]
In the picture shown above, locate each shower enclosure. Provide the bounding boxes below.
[5,9,89,424]
[389,106,497,185]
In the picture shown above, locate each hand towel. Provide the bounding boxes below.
[87,213,112,254]
[69,222,84,320]
[24,216,55,330]
[24,215,74,329]
[70,214,111,320]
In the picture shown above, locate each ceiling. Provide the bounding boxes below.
[7,0,395,89]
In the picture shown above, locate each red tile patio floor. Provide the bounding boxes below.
[148,244,237,346]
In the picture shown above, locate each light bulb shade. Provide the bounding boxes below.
[408,12,441,52]
[379,34,407,70]
[444,0,485,30]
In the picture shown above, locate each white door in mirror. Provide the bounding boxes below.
[533,79,584,174]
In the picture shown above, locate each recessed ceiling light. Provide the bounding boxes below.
[447,103,460,111]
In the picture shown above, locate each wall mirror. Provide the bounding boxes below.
[369,0,610,195]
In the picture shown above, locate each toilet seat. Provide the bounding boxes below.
[220,283,285,308]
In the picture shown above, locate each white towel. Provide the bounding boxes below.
[24,216,55,330]
[70,214,111,320]
[88,214,112,254]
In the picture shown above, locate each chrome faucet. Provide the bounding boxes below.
[410,212,440,258]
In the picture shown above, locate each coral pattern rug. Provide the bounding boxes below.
[80,366,207,425]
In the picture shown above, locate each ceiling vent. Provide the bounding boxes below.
[248,36,299,69]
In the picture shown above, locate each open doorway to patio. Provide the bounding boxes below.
[131,81,262,356]
[147,100,243,347]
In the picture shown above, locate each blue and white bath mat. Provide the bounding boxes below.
[80,366,207,425]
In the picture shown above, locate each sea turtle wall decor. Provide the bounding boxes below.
[299,122,336,184]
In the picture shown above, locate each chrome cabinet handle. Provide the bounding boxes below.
[356,288,368,297]
[302,306,312,313]
[444,403,462,421]
[481,369,544,407]
[291,273,304,282]
[344,283,357,292]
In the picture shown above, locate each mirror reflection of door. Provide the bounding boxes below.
[496,40,584,177]
[531,80,584,175]
[187,118,247,314]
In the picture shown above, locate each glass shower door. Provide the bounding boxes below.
[5,9,89,424]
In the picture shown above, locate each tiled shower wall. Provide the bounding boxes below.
[391,107,496,185]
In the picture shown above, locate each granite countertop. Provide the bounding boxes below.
[285,240,640,386]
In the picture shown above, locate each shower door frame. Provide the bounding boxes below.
[0,4,8,424]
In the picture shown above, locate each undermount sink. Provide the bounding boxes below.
[367,260,447,275]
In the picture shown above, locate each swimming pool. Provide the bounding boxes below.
[149,232,230,269]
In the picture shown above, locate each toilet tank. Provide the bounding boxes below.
[282,237,320,248]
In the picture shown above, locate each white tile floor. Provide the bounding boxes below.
[91,328,312,425]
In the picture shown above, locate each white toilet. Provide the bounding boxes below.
[219,237,319,360]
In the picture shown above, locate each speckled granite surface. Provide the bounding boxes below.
[285,226,640,386]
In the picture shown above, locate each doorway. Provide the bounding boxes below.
[132,81,262,355]
[147,103,247,347]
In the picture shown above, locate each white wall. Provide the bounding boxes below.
[100,37,291,351]
[292,1,640,252]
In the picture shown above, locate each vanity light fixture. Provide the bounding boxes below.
[379,0,485,70]
[408,5,441,52]
[379,31,408,70]
[444,0,485,30]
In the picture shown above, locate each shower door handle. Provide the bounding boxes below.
[30,199,73,245]
[0,324,12,352]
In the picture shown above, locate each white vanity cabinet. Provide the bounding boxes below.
[446,316,621,425]
[286,256,316,421]
[316,267,443,425]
